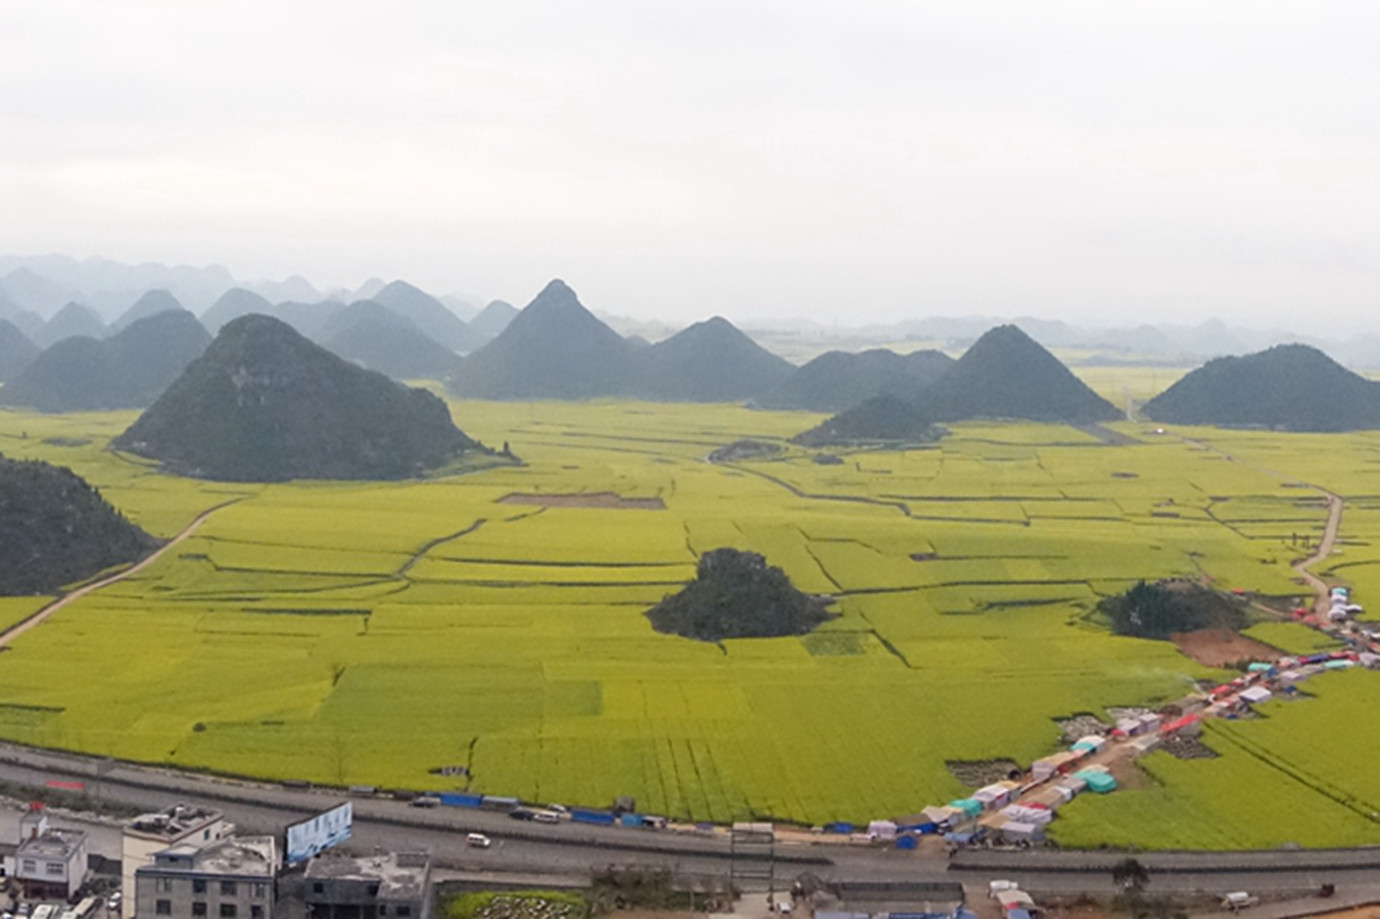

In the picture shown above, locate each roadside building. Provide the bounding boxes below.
[133,837,277,919]
[123,805,234,919]
[280,852,431,919]
[12,805,88,901]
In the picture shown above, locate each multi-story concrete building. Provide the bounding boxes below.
[134,837,278,919]
[279,852,431,919]
[123,805,234,919]
[10,804,88,901]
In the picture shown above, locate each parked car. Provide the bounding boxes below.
[988,881,1019,898]
[466,833,492,848]
[411,795,441,808]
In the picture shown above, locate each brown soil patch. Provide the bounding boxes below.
[498,492,666,510]
[1171,628,1281,668]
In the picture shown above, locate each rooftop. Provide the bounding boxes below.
[304,852,431,900]
[145,837,278,878]
[126,804,226,842]
[17,829,85,860]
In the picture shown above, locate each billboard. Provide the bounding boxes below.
[286,802,352,865]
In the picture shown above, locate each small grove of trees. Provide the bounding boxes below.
[1099,580,1247,640]
[646,548,834,642]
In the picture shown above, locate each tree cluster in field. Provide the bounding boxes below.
[1099,579,1247,640]
[646,547,834,641]
[0,455,156,594]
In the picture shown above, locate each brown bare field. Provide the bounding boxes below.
[1171,628,1282,668]
[497,491,667,510]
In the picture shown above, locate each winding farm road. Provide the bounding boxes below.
[0,499,240,649]
[1294,491,1345,616]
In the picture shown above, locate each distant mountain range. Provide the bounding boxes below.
[753,348,953,411]
[4,252,1380,368]
[0,310,211,412]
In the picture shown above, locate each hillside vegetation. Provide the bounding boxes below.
[1143,344,1380,431]
[113,314,480,481]
[792,394,940,447]
[920,324,1121,422]
[0,455,156,595]
[754,348,954,411]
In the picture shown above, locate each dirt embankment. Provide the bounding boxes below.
[498,492,666,510]
[1171,627,1282,668]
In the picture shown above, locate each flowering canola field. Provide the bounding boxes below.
[0,401,1377,848]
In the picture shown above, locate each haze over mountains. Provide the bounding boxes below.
[4,253,1380,370]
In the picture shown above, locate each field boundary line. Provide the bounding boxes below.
[398,518,487,577]
[0,497,245,649]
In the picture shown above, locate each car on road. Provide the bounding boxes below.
[466,833,491,848]
[411,795,441,808]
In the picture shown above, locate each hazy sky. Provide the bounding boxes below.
[3,1,1379,327]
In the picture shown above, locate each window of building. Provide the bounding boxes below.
[194,879,207,894]
[156,902,171,916]
[220,905,237,918]
[193,903,208,917]
[312,883,324,894]
[221,881,238,896]
[45,862,64,877]
[250,908,262,919]
[367,885,379,897]
[250,883,266,899]
[20,860,34,874]
[396,907,411,917]
[156,877,175,892]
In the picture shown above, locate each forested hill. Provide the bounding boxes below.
[1143,344,1380,432]
[919,324,1121,422]
[0,456,157,595]
[113,314,480,482]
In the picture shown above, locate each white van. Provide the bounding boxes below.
[466,832,492,848]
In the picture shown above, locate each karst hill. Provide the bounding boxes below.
[110,289,185,333]
[38,302,106,347]
[319,301,462,380]
[468,300,518,343]
[0,455,157,595]
[638,316,795,402]
[0,319,38,383]
[792,394,939,447]
[0,310,212,412]
[448,279,640,399]
[371,280,479,353]
[113,314,481,482]
[754,348,955,411]
[1142,344,1380,432]
[919,324,1121,422]
[200,287,275,332]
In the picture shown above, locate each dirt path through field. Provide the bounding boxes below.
[0,500,240,649]
[1178,434,1343,616]
[1295,492,1345,616]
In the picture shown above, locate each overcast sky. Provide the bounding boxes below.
[3,1,1379,327]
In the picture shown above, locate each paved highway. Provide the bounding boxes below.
[2,740,1378,901]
